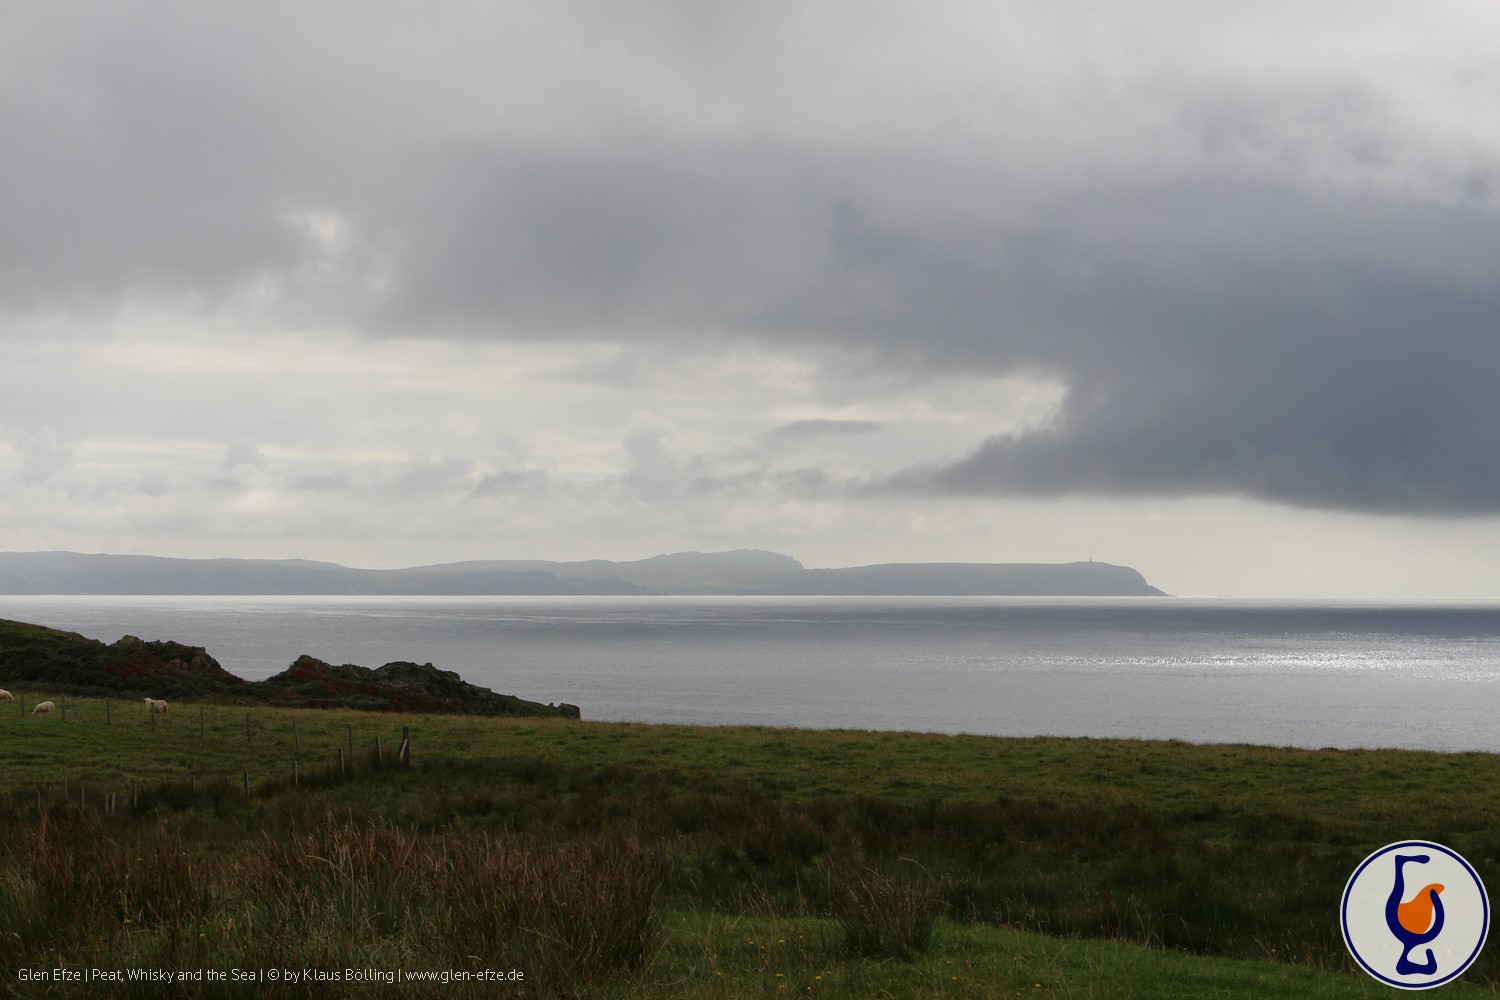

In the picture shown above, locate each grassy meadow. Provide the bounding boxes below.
[1,696,1498,996]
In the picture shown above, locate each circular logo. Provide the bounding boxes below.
[1342,840,1489,989]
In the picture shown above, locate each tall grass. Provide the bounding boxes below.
[827,865,940,961]
[0,812,665,998]
[1,754,1436,976]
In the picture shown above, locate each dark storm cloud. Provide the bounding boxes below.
[7,2,1500,514]
[868,182,1500,514]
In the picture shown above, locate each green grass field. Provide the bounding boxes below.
[1,698,1496,997]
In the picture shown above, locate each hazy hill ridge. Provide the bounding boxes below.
[0,549,1164,597]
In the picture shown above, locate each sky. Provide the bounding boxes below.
[4,1,1500,597]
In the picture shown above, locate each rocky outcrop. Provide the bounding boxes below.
[0,620,245,698]
[108,635,247,690]
[0,618,574,717]
[253,655,572,717]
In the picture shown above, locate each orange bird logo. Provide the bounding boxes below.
[1386,854,1445,976]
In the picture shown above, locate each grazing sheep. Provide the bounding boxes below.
[30,701,54,715]
[0,689,11,700]
[144,698,168,715]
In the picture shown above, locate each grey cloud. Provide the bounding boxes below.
[223,438,268,471]
[765,419,882,443]
[8,2,1500,515]
[288,473,351,494]
[375,144,826,339]
[379,457,477,501]
[284,458,478,500]
[470,468,548,499]
[0,6,314,312]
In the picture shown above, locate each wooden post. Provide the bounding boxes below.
[347,724,354,754]
[246,713,252,742]
[400,727,411,767]
[242,770,249,799]
[338,748,345,776]
[293,720,301,750]
[199,705,205,737]
[375,735,382,767]
[131,781,137,810]
[293,760,299,787]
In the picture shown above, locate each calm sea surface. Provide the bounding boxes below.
[5,595,1500,752]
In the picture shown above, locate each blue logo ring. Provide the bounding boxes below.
[1341,840,1489,989]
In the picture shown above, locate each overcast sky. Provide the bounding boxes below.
[4,1,1500,596]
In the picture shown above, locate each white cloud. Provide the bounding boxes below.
[18,426,75,484]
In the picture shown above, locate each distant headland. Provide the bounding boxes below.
[0,549,1165,597]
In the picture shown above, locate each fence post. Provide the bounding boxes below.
[242,770,249,799]
[246,713,252,742]
[347,725,354,754]
[400,727,411,767]
[293,760,299,787]
[375,735,382,767]
[294,721,301,751]
[339,748,345,776]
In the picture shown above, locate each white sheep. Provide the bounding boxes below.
[30,701,54,715]
[144,698,168,715]
[0,689,12,700]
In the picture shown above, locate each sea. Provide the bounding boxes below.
[4,595,1500,753]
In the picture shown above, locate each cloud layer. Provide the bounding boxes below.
[5,2,1500,593]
